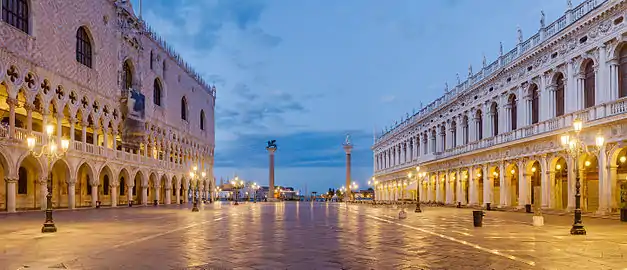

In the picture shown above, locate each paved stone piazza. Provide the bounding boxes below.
[0,203,625,270]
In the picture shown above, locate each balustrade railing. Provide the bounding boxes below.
[375,96,627,175]
[0,129,187,172]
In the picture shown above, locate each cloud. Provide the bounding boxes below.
[215,130,373,168]
[381,95,396,103]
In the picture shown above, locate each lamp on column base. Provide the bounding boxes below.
[41,186,57,233]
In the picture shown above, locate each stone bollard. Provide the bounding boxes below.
[532,208,544,226]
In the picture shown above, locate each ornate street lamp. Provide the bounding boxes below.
[560,118,604,235]
[27,124,70,233]
[188,166,204,212]
[414,166,424,213]
[350,181,358,201]
[231,177,244,205]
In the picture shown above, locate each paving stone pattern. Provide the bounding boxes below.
[0,202,626,269]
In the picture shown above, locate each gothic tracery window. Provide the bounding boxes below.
[123,60,133,91]
[153,79,162,106]
[181,97,188,121]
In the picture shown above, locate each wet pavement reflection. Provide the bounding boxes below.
[1,202,625,269]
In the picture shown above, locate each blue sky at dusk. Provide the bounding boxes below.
[131,0,577,194]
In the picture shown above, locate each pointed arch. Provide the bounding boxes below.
[153,78,162,106]
[122,59,134,91]
[181,96,188,121]
[76,26,93,68]
[200,109,205,130]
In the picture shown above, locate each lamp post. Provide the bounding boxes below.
[368,177,378,203]
[231,177,244,205]
[350,182,358,201]
[27,124,70,233]
[560,118,604,235]
[188,166,204,212]
[414,166,424,213]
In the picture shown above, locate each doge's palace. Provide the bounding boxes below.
[372,0,627,215]
[0,0,216,212]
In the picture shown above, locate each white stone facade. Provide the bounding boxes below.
[372,0,627,214]
[0,0,216,212]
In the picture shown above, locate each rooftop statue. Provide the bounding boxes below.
[267,140,277,149]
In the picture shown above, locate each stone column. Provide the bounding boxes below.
[111,184,118,207]
[483,166,490,206]
[5,178,17,212]
[609,165,618,210]
[343,143,353,198]
[56,111,63,145]
[68,178,76,209]
[81,119,87,151]
[7,97,16,138]
[469,168,476,205]
[540,156,550,208]
[609,60,619,100]
[499,162,506,206]
[25,103,33,132]
[127,184,134,204]
[142,186,148,205]
[165,187,172,205]
[175,186,181,204]
[267,146,277,199]
[154,184,160,205]
[597,147,608,214]
[91,184,99,207]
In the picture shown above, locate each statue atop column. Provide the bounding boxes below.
[344,133,352,146]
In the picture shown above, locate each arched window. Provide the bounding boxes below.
[584,61,596,108]
[150,50,154,70]
[103,175,109,195]
[530,85,539,124]
[508,94,517,130]
[153,79,162,106]
[476,110,483,140]
[619,46,627,98]
[76,27,92,68]
[200,110,205,130]
[2,0,29,33]
[450,121,457,148]
[430,130,436,153]
[181,97,188,120]
[555,73,565,117]
[18,166,27,194]
[463,115,469,144]
[491,102,499,136]
[120,177,125,195]
[440,125,446,151]
[123,60,133,91]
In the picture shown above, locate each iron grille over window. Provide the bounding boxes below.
[2,0,29,33]
[76,27,92,68]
